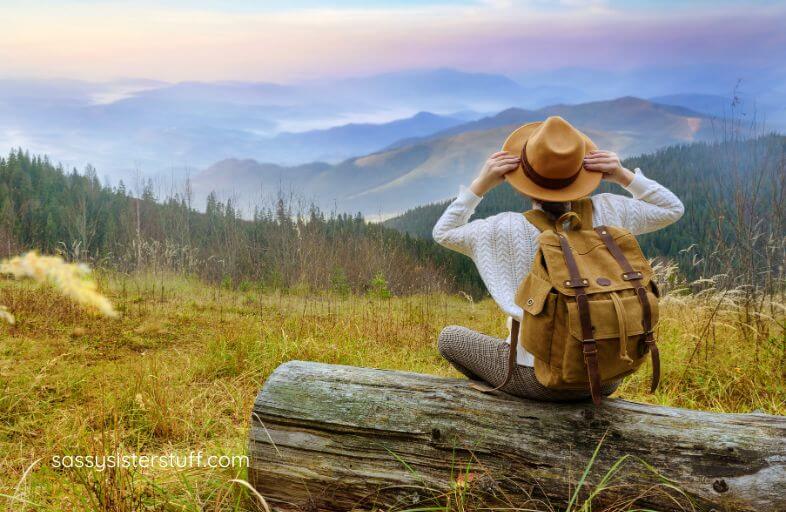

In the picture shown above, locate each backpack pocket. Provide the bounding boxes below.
[516,272,557,364]
[562,291,659,383]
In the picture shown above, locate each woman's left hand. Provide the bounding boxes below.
[583,150,634,187]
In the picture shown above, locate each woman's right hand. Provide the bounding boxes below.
[470,151,521,196]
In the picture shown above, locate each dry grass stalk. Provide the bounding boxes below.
[0,251,118,322]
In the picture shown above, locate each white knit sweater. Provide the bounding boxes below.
[432,168,684,366]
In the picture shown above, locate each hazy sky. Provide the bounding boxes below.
[2,0,785,83]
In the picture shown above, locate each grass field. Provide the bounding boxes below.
[1,271,784,511]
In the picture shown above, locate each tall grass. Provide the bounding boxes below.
[0,266,783,510]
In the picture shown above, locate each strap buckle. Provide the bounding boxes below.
[622,271,643,281]
[564,278,589,288]
[638,332,655,356]
[581,338,597,355]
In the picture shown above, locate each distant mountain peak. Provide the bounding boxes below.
[410,111,443,120]
[612,95,651,104]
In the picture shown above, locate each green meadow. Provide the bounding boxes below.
[1,269,783,510]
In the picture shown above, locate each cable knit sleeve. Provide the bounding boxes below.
[591,168,684,234]
[432,186,483,257]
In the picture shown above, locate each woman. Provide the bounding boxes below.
[433,116,684,401]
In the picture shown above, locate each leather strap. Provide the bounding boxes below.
[558,233,601,405]
[594,227,660,393]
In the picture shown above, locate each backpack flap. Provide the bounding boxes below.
[537,226,654,296]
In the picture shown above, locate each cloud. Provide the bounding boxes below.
[0,1,784,81]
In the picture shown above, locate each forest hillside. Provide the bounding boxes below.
[385,134,786,282]
[0,150,484,296]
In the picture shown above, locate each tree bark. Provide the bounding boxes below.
[248,361,786,511]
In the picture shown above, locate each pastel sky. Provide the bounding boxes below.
[2,0,785,82]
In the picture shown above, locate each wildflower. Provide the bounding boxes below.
[453,472,477,489]
[0,251,118,318]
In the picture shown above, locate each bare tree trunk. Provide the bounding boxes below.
[249,361,786,512]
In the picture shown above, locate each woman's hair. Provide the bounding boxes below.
[537,200,571,219]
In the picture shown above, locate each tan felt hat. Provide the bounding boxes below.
[502,115,600,202]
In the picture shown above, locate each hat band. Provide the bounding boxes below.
[521,141,581,190]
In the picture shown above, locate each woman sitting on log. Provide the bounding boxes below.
[432,116,684,401]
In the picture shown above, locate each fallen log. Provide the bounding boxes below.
[248,361,786,511]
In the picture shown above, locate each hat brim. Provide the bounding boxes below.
[501,121,601,202]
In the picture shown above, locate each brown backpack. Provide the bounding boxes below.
[497,198,660,405]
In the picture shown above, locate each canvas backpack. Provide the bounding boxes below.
[494,198,660,405]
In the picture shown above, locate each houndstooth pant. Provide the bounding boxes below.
[438,325,620,401]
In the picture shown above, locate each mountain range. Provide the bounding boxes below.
[3,66,783,185]
[0,69,546,177]
[192,96,717,217]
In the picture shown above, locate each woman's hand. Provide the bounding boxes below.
[583,150,634,186]
[470,151,521,196]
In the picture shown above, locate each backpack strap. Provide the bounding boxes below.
[523,209,553,232]
[594,226,660,393]
[558,233,602,405]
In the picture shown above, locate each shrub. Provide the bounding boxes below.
[368,272,391,299]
